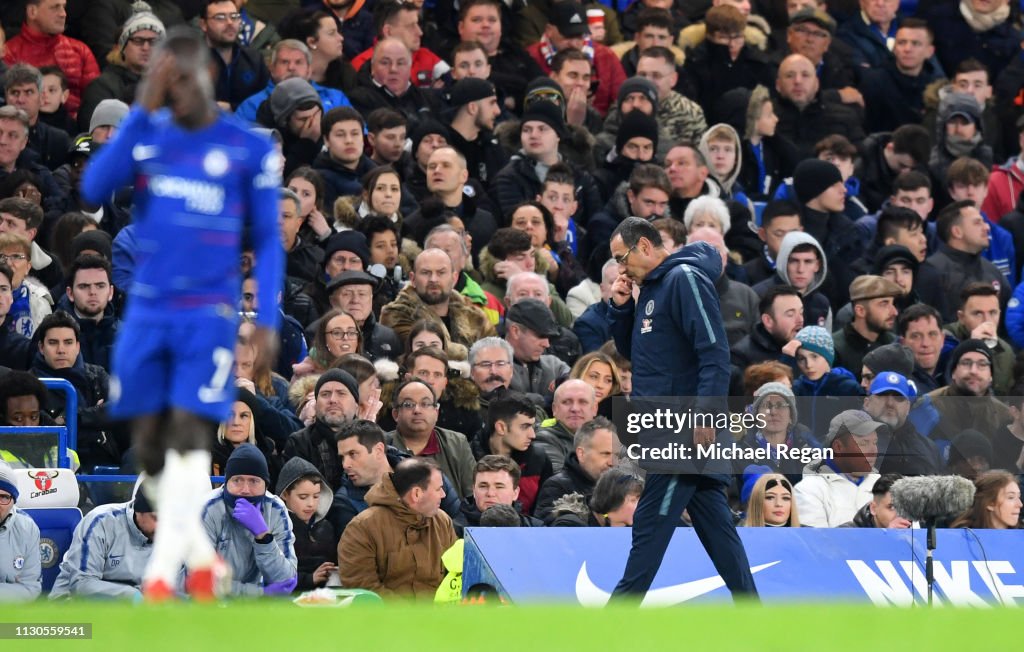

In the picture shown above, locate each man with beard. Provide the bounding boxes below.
[61,255,118,372]
[385,379,476,498]
[380,248,495,348]
[862,372,941,475]
[200,0,270,110]
[832,276,902,381]
[731,285,805,372]
[332,419,461,536]
[283,369,359,491]
[446,78,507,186]
[424,224,503,326]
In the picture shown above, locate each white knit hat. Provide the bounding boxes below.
[119,1,166,51]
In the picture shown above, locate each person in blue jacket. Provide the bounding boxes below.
[79,28,284,601]
[790,325,866,440]
[605,217,758,601]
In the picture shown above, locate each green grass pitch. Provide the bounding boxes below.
[2,601,1015,651]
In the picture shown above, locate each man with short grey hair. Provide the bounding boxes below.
[534,416,619,522]
[4,63,69,170]
[235,39,352,123]
[573,258,618,353]
[469,336,516,420]
[506,271,581,366]
[0,105,65,214]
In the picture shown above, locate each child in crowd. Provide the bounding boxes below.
[789,325,864,439]
[275,458,338,592]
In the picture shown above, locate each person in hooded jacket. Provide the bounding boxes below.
[929,92,993,206]
[698,122,755,213]
[715,85,799,202]
[752,231,833,330]
[276,456,338,592]
[201,443,298,597]
[593,110,660,203]
[49,485,156,601]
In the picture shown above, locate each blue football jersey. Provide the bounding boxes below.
[81,107,283,330]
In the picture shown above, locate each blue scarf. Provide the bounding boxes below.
[8,284,32,337]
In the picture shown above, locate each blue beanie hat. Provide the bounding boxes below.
[224,443,270,486]
[795,325,834,367]
[741,464,773,508]
[0,462,18,502]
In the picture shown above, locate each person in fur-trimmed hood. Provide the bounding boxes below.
[375,345,483,440]
[380,249,496,349]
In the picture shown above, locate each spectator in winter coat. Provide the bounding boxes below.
[839,473,911,528]
[683,6,775,124]
[923,0,1019,81]
[201,444,298,597]
[983,115,1024,222]
[4,63,68,172]
[455,455,546,533]
[744,200,803,285]
[283,369,361,491]
[794,410,881,527]
[200,0,271,110]
[791,325,866,438]
[338,457,457,599]
[835,0,902,70]
[550,466,643,526]
[854,126,931,215]
[731,284,805,377]
[78,4,166,134]
[946,157,1017,287]
[772,54,865,158]
[737,383,821,486]
[752,231,832,330]
[831,275,902,382]
[276,457,338,592]
[688,227,759,346]
[3,0,100,117]
[858,19,943,134]
[928,92,993,202]
[348,1,449,88]
[525,1,626,116]
[505,299,570,406]
[347,39,442,132]
[863,374,942,477]
[927,200,1010,313]
[534,416,618,523]
[534,379,598,472]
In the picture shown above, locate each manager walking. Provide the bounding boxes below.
[607,218,758,600]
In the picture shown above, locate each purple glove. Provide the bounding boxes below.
[263,576,298,596]
[232,499,269,537]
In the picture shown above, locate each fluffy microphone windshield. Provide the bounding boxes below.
[891,476,976,523]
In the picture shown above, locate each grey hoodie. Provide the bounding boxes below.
[276,456,333,523]
[773,231,832,331]
[698,123,744,195]
[0,507,41,602]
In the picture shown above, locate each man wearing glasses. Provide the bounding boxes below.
[199,0,270,110]
[79,5,166,133]
[909,339,1012,454]
[386,379,476,498]
[607,217,759,601]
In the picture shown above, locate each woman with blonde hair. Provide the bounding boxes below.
[951,470,1021,529]
[211,389,281,486]
[743,472,801,527]
[570,351,622,418]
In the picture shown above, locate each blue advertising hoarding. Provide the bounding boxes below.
[463,527,1024,606]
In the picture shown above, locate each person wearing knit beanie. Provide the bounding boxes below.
[71,230,113,261]
[946,338,993,387]
[794,325,835,382]
[523,77,567,117]
[752,381,799,423]
[315,369,360,403]
[615,110,659,158]
[0,461,19,504]
[793,159,844,205]
[119,2,167,53]
[521,100,566,140]
[616,77,658,113]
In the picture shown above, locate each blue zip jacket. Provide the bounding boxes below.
[607,242,730,406]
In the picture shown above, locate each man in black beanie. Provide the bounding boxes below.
[793,158,863,310]
[491,98,603,224]
[909,339,1011,450]
[283,369,360,490]
[594,109,659,200]
[200,443,298,597]
[446,77,508,185]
